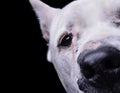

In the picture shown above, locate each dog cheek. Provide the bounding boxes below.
[47,49,52,62]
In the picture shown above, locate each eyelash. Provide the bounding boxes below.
[113,19,120,27]
[112,14,120,27]
[113,21,120,27]
[57,33,73,48]
[112,11,120,27]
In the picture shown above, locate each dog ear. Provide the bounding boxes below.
[29,0,60,41]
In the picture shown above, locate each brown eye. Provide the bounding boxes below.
[58,33,73,48]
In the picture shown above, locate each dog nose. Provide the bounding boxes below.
[78,46,120,79]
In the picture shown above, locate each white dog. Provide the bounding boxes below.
[29,0,120,93]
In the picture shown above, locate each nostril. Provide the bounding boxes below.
[103,58,114,69]
[81,64,95,79]
[78,46,120,79]
[103,55,120,70]
[79,51,107,79]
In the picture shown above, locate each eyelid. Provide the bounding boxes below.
[113,19,120,27]
[111,14,120,27]
[57,32,73,48]
[58,32,68,46]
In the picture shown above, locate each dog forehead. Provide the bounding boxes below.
[50,0,120,29]
[49,0,120,45]
[60,0,120,17]
[49,0,97,40]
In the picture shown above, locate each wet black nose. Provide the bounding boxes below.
[78,46,120,79]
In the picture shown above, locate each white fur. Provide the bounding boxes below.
[29,0,120,93]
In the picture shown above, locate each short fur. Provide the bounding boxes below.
[29,0,120,93]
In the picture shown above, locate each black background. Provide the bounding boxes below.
[6,0,73,92]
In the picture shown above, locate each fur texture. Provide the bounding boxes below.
[29,0,120,93]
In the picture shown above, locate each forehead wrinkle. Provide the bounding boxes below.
[66,22,74,32]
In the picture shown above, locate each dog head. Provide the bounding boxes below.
[29,0,120,93]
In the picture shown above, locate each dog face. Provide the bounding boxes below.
[29,0,120,93]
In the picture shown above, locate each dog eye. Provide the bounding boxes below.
[58,33,73,48]
[113,10,120,27]
[113,19,120,27]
